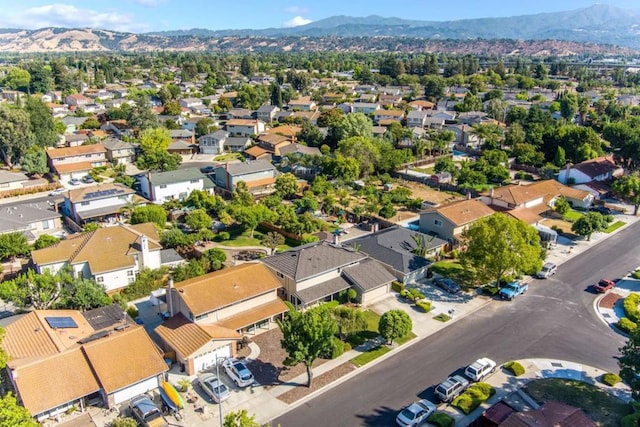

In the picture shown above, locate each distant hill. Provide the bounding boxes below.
[0,4,639,54]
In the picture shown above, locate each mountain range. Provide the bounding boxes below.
[0,4,639,54]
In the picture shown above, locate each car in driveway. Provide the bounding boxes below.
[129,395,168,427]
[535,262,557,279]
[81,175,95,184]
[69,178,81,186]
[464,357,497,382]
[435,374,469,402]
[198,373,230,403]
[395,399,437,426]
[590,205,612,215]
[433,277,461,294]
[222,358,254,388]
[592,279,616,293]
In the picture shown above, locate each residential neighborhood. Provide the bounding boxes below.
[0,26,640,427]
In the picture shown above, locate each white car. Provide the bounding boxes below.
[222,358,254,388]
[535,262,557,279]
[49,188,66,196]
[198,373,230,403]
[396,399,437,426]
[464,357,497,382]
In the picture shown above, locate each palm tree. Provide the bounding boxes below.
[470,123,503,150]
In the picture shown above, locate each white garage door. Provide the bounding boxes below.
[362,284,389,306]
[193,344,232,373]
[112,377,159,405]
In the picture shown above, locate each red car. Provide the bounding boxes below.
[592,279,615,293]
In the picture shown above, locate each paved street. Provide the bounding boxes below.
[275,220,640,427]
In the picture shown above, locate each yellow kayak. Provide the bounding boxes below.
[161,381,184,409]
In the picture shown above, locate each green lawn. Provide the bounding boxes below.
[563,210,583,222]
[213,152,243,162]
[350,345,391,367]
[346,309,381,347]
[525,378,631,427]
[411,166,435,174]
[395,332,417,345]
[604,221,625,233]
[361,310,381,333]
[430,261,465,277]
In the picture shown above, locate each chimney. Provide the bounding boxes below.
[333,231,341,247]
[167,278,174,317]
[140,235,150,268]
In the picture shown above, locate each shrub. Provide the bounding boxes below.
[321,300,340,310]
[504,361,525,376]
[217,231,230,241]
[415,301,432,313]
[427,412,455,427]
[452,382,495,415]
[601,372,621,387]
[623,293,640,323]
[632,270,640,280]
[622,412,640,427]
[408,288,426,301]
[330,336,345,359]
[482,285,500,296]
[399,289,411,300]
[391,281,405,293]
[618,317,637,334]
[177,379,191,392]
[126,306,139,319]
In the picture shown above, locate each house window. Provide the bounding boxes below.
[81,201,90,206]
[195,313,209,321]
[128,277,135,283]
[190,179,199,183]
[277,272,284,279]
[85,154,92,158]
[127,270,134,276]
[434,219,443,227]
[159,185,167,189]
[96,276,104,283]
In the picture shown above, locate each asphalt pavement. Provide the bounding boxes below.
[274,220,640,427]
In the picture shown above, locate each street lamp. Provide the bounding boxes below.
[215,356,228,427]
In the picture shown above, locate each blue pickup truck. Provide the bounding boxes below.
[499,281,529,300]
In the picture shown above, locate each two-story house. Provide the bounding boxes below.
[419,199,495,245]
[257,105,280,123]
[156,263,288,375]
[262,241,396,308]
[101,137,137,165]
[287,97,317,112]
[198,130,228,155]
[214,159,277,196]
[169,129,196,144]
[373,109,404,125]
[558,156,624,185]
[65,94,91,108]
[179,97,204,109]
[352,103,381,114]
[46,144,107,181]
[407,110,431,128]
[64,183,137,224]
[31,223,183,293]
[226,119,266,137]
[138,167,214,204]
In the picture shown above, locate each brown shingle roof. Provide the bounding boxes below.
[14,349,100,415]
[54,161,94,174]
[265,125,302,137]
[245,177,276,188]
[173,263,282,316]
[528,180,591,202]
[155,314,241,357]
[216,299,288,331]
[486,185,545,206]
[46,143,106,159]
[244,145,272,159]
[373,110,404,117]
[433,199,495,227]
[506,207,544,225]
[82,326,167,393]
[573,155,619,179]
[227,119,258,126]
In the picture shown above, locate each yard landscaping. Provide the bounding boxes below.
[604,220,625,233]
[524,378,631,427]
[350,345,391,367]
[563,209,583,222]
[213,152,243,162]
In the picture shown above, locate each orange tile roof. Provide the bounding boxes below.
[82,326,167,393]
[485,185,545,206]
[14,349,100,415]
[53,161,94,174]
[433,199,495,227]
[245,177,276,189]
[46,143,106,159]
[155,314,241,357]
[173,263,282,316]
[217,299,288,330]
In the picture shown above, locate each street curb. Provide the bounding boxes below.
[269,297,495,422]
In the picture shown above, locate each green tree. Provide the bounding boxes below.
[81,117,101,130]
[270,83,283,108]
[130,205,167,228]
[128,95,158,132]
[0,268,65,309]
[559,92,578,120]
[261,232,285,255]
[378,309,412,345]
[110,418,138,427]
[619,327,640,400]
[24,96,58,147]
[330,155,360,182]
[275,173,299,199]
[455,92,483,112]
[228,203,274,238]
[136,127,181,171]
[553,146,566,168]
[0,232,29,261]
[195,117,214,138]
[163,100,182,116]
[337,136,380,177]
[0,328,8,370]
[139,127,171,153]
[185,190,225,213]
[461,213,543,286]
[332,306,368,337]
[423,75,446,101]
[0,392,38,427]
[223,409,260,427]
[278,305,338,387]
[33,234,60,250]
[297,122,324,147]
[20,147,49,175]
[330,113,373,145]
[161,228,192,249]
[83,222,100,232]
[571,212,610,241]
[0,104,32,167]
[612,174,640,215]
[3,67,31,91]
[240,56,256,77]
[185,208,212,231]
[57,278,110,311]
[202,248,226,271]
[553,196,570,216]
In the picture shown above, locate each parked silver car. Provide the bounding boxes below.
[198,373,230,403]
[396,399,437,426]
[535,262,557,279]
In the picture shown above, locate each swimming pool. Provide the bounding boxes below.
[452,150,467,157]
[405,221,420,231]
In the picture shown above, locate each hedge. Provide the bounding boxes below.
[601,373,621,387]
[633,270,640,280]
[330,337,345,359]
[391,281,405,293]
[452,382,495,415]
[623,293,640,323]
[426,412,455,427]
[618,317,637,334]
[415,301,432,313]
[504,361,525,376]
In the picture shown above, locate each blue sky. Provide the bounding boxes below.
[0,1,637,33]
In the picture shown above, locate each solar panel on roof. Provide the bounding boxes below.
[45,316,79,329]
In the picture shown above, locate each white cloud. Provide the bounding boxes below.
[130,0,167,6]
[0,3,148,32]
[283,16,312,28]
[284,6,309,15]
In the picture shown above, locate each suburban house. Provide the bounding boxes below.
[352,103,381,114]
[261,241,396,308]
[0,201,63,241]
[214,159,277,196]
[1,305,167,421]
[31,223,182,293]
[167,140,197,156]
[198,130,228,155]
[287,97,317,111]
[155,263,288,375]
[408,100,435,111]
[138,167,215,204]
[101,137,137,165]
[419,199,495,244]
[228,108,255,120]
[169,129,196,144]
[65,94,91,107]
[226,119,266,137]
[257,105,280,123]
[446,124,481,148]
[101,121,134,139]
[0,170,31,191]
[255,133,292,155]
[558,156,624,185]
[346,226,447,284]
[46,144,108,181]
[373,109,405,125]
[63,183,137,224]
[407,110,431,128]
[528,180,594,210]
[179,97,204,109]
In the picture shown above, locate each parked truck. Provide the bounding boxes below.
[499,281,528,300]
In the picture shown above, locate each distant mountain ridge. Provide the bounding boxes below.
[0,4,639,53]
